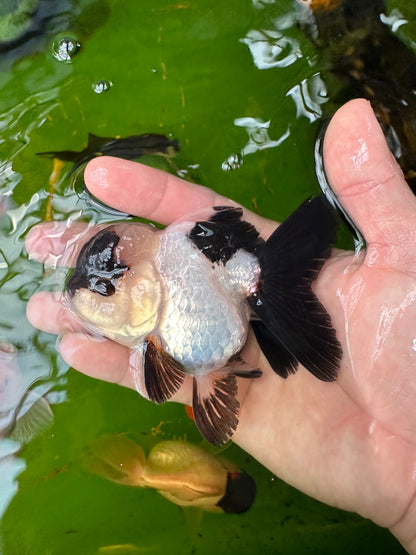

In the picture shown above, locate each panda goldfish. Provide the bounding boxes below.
[66,196,342,445]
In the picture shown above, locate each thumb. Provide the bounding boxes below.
[324,99,416,267]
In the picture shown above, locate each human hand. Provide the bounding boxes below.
[26,99,416,553]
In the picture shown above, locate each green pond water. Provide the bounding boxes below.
[0,0,414,553]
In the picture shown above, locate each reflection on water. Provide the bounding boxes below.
[241,28,302,69]
[236,117,290,154]
[380,8,408,32]
[286,73,328,123]
[226,6,328,172]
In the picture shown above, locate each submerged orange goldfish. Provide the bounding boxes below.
[83,435,256,513]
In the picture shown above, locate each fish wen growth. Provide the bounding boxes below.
[66,196,342,445]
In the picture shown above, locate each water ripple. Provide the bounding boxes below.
[286,72,328,122]
[240,28,302,69]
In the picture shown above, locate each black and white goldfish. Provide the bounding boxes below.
[83,435,256,513]
[66,196,342,445]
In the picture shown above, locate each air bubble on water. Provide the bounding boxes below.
[92,80,113,94]
[234,117,290,156]
[221,153,243,172]
[251,127,269,146]
[52,37,80,62]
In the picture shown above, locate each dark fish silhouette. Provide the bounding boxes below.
[37,132,179,175]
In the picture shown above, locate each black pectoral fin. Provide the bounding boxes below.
[143,338,186,404]
[192,373,239,446]
[251,321,298,379]
[250,195,342,382]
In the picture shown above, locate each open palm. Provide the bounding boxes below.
[26,99,416,552]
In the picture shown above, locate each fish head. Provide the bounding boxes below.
[66,223,163,347]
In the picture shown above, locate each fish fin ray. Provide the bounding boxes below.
[9,395,53,444]
[192,373,239,446]
[134,337,186,404]
[251,321,298,378]
[249,195,342,382]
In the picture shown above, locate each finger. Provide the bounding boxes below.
[84,157,228,224]
[26,221,96,266]
[324,99,416,261]
[59,332,134,389]
[26,292,84,334]
[84,157,274,234]
[59,331,194,403]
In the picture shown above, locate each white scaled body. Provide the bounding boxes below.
[157,222,260,375]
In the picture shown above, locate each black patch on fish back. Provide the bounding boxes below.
[143,337,186,404]
[66,227,129,297]
[248,195,342,382]
[188,206,264,264]
[217,472,256,514]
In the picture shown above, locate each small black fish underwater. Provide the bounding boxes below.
[37,132,180,220]
[66,195,342,446]
[37,132,180,176]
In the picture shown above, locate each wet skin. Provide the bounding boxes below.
[26,99,416,553]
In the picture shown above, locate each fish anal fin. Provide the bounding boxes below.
[143,337,186,404]
[251,320,298,379]
[192,372,239,446]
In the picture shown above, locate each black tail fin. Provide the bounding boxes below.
[248,195,342,382]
